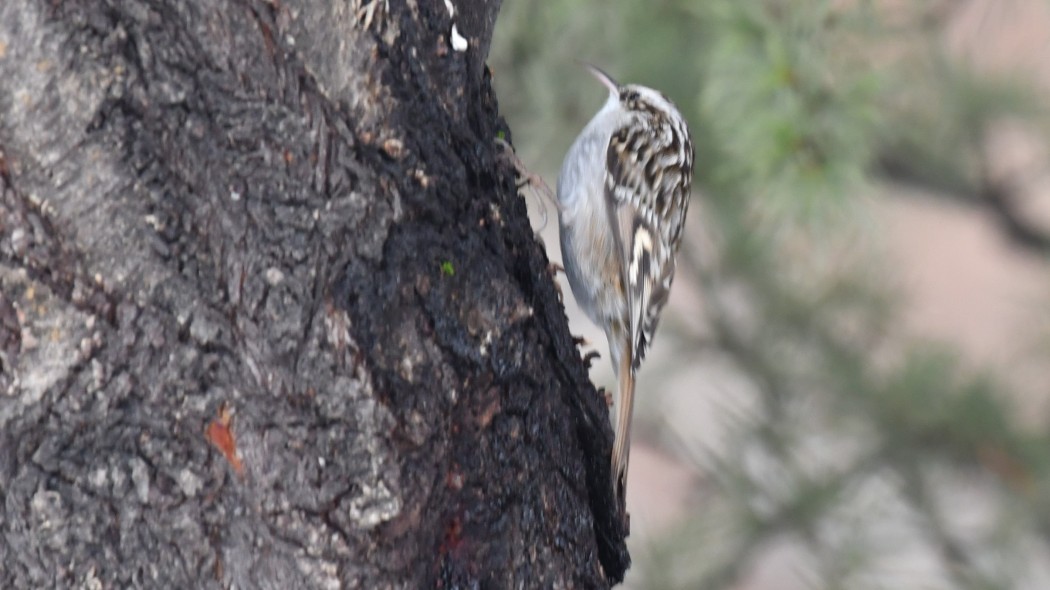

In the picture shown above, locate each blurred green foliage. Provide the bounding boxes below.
[492,1,1050,589]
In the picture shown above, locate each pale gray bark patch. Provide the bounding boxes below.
[0,266,94,416]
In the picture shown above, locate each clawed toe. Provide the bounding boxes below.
[582,349,601,368]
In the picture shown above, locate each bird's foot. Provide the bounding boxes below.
[496,138,557,207]
[582,349,601,369]
[551,278,564,305]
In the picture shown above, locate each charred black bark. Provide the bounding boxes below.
[0,0,628,588]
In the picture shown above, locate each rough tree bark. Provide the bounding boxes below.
[0,0,629,588]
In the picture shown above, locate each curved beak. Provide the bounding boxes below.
[579,62,619,95]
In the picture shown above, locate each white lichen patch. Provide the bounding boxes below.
[176,468,203,498]
[129,457,150,504]
[442,0,467,52]
[264,266,285,286]
[346,479,401,529]
[450,24,468,52]
[144,214,164,231]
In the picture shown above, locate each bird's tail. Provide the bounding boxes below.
[611,350,636,504]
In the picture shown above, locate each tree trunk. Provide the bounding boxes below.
[0,1,629,587]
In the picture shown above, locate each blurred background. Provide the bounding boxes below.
[490,1,1050,588]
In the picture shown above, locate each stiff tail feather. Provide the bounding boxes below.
[611,349,636,503]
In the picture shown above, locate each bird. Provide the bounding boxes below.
[556,65,694,504]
